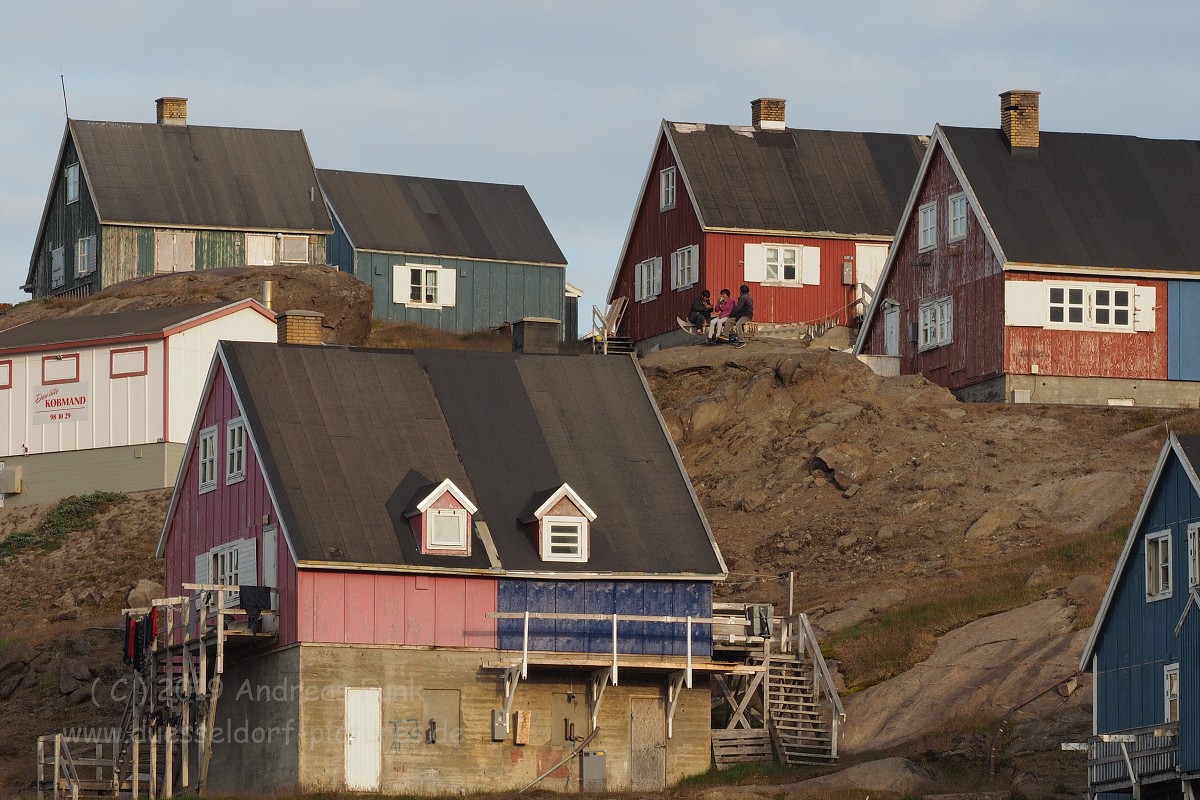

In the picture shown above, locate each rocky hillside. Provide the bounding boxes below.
[1,270,1196,797]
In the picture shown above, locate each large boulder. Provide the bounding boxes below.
[126,580,165,610]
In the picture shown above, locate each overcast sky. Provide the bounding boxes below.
[2,1,1197,330]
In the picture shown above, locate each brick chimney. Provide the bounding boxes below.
[751,98,786,131]
[155,97,188,126]
[276,310,324,346]
[1000,90,1040,149]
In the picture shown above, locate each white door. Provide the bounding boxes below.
[345,688,381,791]
[262,524,278,633]
[855,243,888,301]
[884,306,900,357]
[246,234,276,266]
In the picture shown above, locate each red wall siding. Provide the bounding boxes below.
[704,233,865,327]
[1004,273,1169,379]
[612,133,706,342]
[162,366,299,645]
[297,571,498,648]
[864,147,1006,390]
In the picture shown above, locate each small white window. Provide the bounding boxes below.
[411,267,439,305]
[659,167,676,211]
[198,426,218,494]
[246,233,275,266]
[1147,530,1173,600]
[1048,283,1133,330]
[671,245,697,290]
[634,257,662,302]
[65,163,80,204]
[1166,663,1180,723]
[75,235,96,277]
[948,194,967,241]
[918,297,953,350]
[279,235,308,263]
[226,418,246,484]
[427,508,468,550]
[51,247,65,288]
[765,246,801,283]
[1188,523,1200,589]
[542,517,586,562]
[918,202,937,251]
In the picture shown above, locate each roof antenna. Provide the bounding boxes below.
[59,69,70,119]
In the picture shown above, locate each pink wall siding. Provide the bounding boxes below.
[863,147,1006,390]
[161,365,299,645]
[1004,273,1169,379]
[297,571,498,648]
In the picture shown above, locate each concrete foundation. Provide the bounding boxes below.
[0,442,185,506]
[954,374,1200,408]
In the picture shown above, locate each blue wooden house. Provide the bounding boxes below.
[1081,432,1200,799]
[319,169,569,335]
[25,97,332,299]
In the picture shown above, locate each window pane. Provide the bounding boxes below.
[1115,310,1129,326]
[1050,287,1063,304]
[410,269,422,302]
[1050,307,1064,322]
[431,512,462,546]
[1095,289,1109,305]
[1096,309,1109,325]
[1115,290,1130,306]
[1069,288,1083,304]
[1068,307,1083,323]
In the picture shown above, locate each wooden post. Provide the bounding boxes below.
[131,733,139,800]
[53,734,61,800]
[164,725,174,798]
[36,736,44,800]
[149,732,157,800]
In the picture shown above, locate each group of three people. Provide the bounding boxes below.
[688,285,754,344]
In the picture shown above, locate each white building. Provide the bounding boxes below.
[0,300,277,505]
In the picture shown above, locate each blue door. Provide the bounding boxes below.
[1169,281,1200,380]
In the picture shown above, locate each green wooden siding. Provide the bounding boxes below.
[357,251,566,336]
[102,226,154,284]
[30,136,102,297]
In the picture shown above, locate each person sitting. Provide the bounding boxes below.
[726,285,754,344]
[707,288,733,341]
[687,289,712,331]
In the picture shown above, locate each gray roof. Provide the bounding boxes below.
[666,122,927,235]
[943,127,1200,271]
[70,119,333,232]
[0,302,235,351]
[318,169,566,265]
[219,342,723,576]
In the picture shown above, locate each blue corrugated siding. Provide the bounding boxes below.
[497,579,712,656]
[326,214,355,272]
[1169,281,1200,380]
[1094,453,1200,768]
[355,251,566,334]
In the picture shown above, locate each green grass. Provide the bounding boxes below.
[0,490,129,561]
[828,525,1128,691]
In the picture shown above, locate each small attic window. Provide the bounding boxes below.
[406,478,478,556]
[522,483,597,564]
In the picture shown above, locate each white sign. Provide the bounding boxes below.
[33,383,90,425]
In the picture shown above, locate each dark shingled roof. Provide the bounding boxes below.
[220,342,723,576]
[0,302,232,351]
[318,169,566,265]
[942,127,1200,271]
[666,122,927,235]
[70,120,332,232]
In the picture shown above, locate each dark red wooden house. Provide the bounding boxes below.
[607,98,926,352]
[854,90,1200,407]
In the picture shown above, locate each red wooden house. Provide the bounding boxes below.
[607,98,926,352]
[148,313,732,795]
[854,90,1200,407]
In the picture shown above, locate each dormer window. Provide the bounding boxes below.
[405,478,477,556]
[521,483,597,563]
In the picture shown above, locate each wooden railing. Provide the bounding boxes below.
[777,613,845,756]
[36,734,82,800]
[1088,723,1179,794]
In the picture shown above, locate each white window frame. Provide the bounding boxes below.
[426,508,468,550]
[65,163,80,204]
[1188,522,1200,589]
[1165,663,1180,723]
[542,516,587,562]
[51,247,65,288]
[918,202,937,252]
[671,245,697,290]
[1047,282,1134,331]
[764,245,801,284]
[225,418,246,485]
[75,235,96,277]
[633,257,662,302]
[918,297,953,351]
[948,193,967,242]
[198,425,218,494]
[1146,530,1173,601]
[279,234,309,263]
[659,167,676,211]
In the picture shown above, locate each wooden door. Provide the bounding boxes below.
[855,243,888,300]
[344,687,381,791]
[629,697,665,790]
[884,306,900,357]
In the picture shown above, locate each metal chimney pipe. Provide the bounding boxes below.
[262,280,274,310]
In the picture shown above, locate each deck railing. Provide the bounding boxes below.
[1088,723,1180,794]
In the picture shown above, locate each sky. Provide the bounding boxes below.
[1,1,1197,332]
